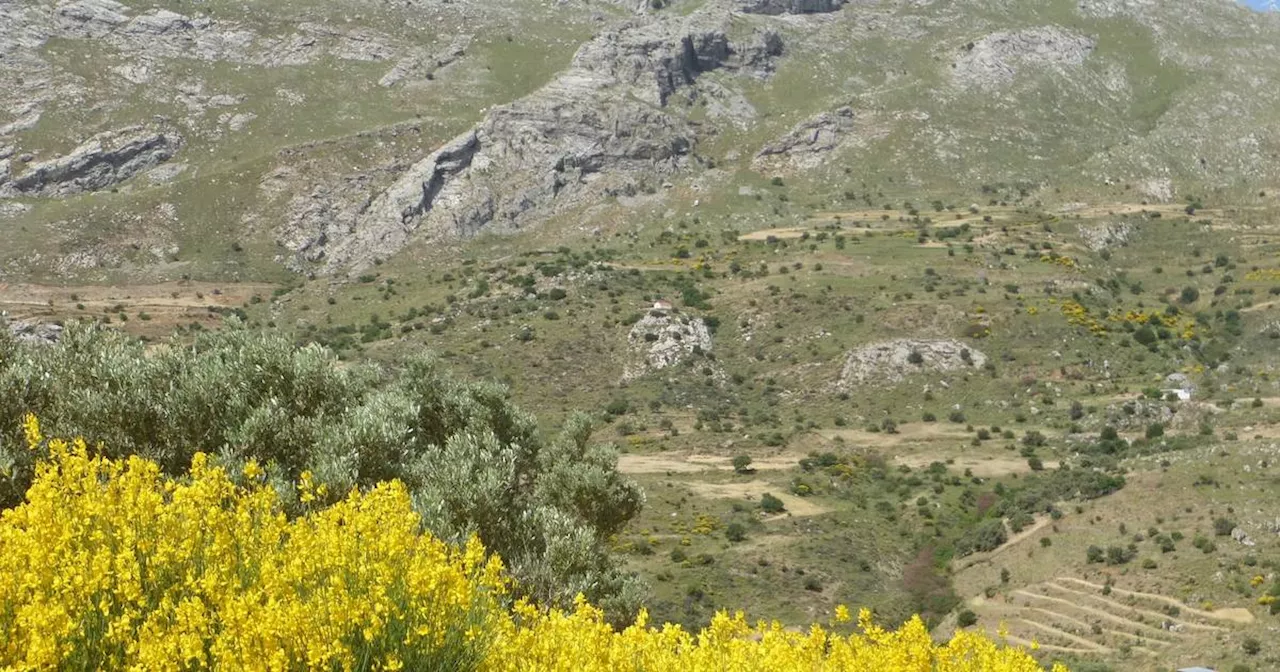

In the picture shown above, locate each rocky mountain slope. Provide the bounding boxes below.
[3,0,1280,281]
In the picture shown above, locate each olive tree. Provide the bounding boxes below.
[0,321,645,621]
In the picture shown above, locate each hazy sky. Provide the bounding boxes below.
[1240,0,1276,9]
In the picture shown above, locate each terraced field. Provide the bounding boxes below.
[973,576,1252,658]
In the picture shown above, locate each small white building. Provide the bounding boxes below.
[652,300,674,312]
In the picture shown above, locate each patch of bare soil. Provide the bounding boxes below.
[0,281,277,338]
[617,452,801,475]
[896,453,1060,478]
[692,480,830,517]
[738,227,811,241]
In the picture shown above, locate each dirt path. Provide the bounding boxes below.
[617,452,801,475]
[954,516,1053,571]
[738,227,812,241]
[1014,618,1111,652]
[817,423,969,446]
[1020,607,1164,647]
[1000,635,1095,655]
[1242,299,1279,313]
[990,517,1052,557]
[1057,203,1229,219]
[898,454,1061,479]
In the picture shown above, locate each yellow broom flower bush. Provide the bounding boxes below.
[1,415,1066,672]
[2,415,505,672]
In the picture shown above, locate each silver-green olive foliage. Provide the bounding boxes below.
[0,321,645,621]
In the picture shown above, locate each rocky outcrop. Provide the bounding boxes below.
[303,12,784,273]
[838,339,987,388]
[378,35,472,88]
[756,106,855,169]
[4,320,63,345]
[0,127,181,197]
[951,27,1095,89]
[738,0,846,15]
[1076,220,1133,251]
[51,0,398,67]
[623,310,715,381]
[573,22,734,106]
[54,0,131,38]
[1230,527,1256,547]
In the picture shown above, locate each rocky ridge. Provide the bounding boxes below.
[295,5,819,273]
[0,127,181,197]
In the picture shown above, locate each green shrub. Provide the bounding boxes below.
[956,519,1007,556]
[760,493,786,514]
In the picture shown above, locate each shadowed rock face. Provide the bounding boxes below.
[0,128,182,197]
[737,0,846,15]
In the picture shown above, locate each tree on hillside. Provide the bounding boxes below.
[0,321,646,622]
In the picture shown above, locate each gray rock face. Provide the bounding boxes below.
[839,339,987,388]
[737,0,846,15]
[756,106,855,168]
[299,11,782,273]
[0,127,181,197]
[55,0,130,38]
[951,27,1095,88]
[573,21,736,106]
